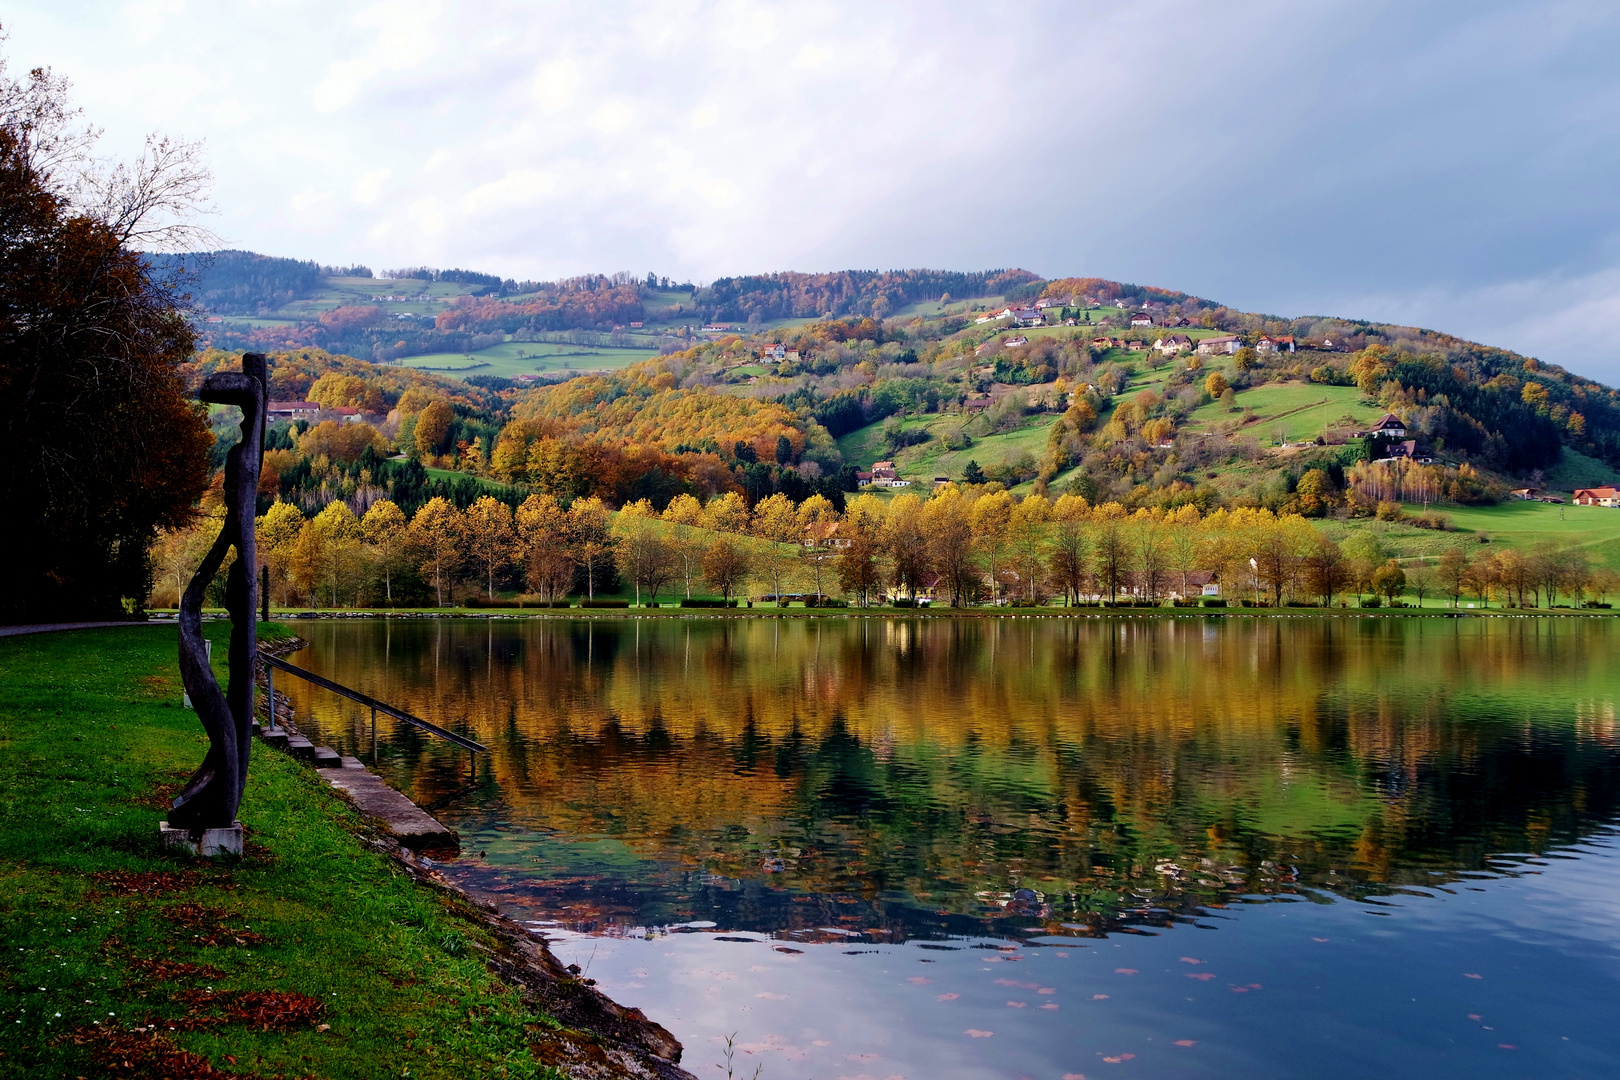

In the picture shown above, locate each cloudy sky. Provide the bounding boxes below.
[12,1,1620,380]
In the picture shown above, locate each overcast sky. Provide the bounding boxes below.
[12,1,1620,380]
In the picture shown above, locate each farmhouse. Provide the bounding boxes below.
[1153,334,1192,357]
[1195,335,1242,355]
[1003,335,1029,348]
[267,400,320,421]
[1256,335,1296,353]
[1369,413,1408,438]
[1510,487,1543,500]
[1573,486,1620,507]
[1129,312,1154,327]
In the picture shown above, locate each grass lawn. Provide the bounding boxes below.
[1425,500,1620,569]
[422,466,521,496]
[1544,446,1620,492]
[1184,381,1373,443]
[0,624,568,1079]
[401,341,656,381]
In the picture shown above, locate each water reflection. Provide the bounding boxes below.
[283,616,1620,935]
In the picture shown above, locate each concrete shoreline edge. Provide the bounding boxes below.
[254,634,697,1080]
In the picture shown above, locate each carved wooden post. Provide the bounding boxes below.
[164,353,267,855]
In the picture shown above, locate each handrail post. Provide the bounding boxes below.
[371,705,377,764]
[265,662,277,732]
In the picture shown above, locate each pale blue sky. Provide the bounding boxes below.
[13,1,1620,380]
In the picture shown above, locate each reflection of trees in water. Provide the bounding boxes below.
[287,617,1620,933]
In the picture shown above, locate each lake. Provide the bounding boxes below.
[278,615,1620,1079]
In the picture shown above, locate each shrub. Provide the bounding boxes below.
[1375,500,1405,522]
[1200,597,1226,607]
[1360,596,1383,608]
[1413,510,1453,531]
[891,597,915,608]
[463,596,520,608]
[580,598,630,608]
[679,597,734,608]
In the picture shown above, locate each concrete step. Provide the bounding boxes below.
[316,767,458,852]
[311,746,341,769]
[259,729,289,751]
[339,755,367,770]
[286,736,315,762]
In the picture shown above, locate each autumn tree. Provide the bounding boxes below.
[614,513,675,606]
[662,494,707,598]
[1300,535,1348,606]
[1092,504,1132,602]
[0,56,214,619]
[256,501,305,607]
[887,493,934,601]
[568,496,614,599]
[414,399,454,459]
[970,490,1014,603]
[464,496,516,600]
[1371,559,1407,603]
[1047,494,1091,605]
[923,488,976,606]
[516,493,574,602]
[702,535,751,603]
[361,499,407,604]
[1436,547,1470,608]
[835,494,887,605]
[796,493,839,599]
[409,496,464,606]
[751,493,801,600]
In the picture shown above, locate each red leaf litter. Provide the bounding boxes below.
[91,870,202,896]
[172,989,327,1032]
[73,1026,314,1079]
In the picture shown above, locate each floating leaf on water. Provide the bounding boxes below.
[1174,1039,1197,1047]
[1092,994,1110,1000]
[1312,937,1330,942]
[937,993,960,1001]
[1115,968,1138,975]
[1101,1052,1136,1063]
[1040,1003,1060,1010]
[1465,973,1483,979]
[1007,1001,1027,1008]
[906,976,931,985]
[1179,957,1204,964]
[1187,973,1216,981]
[1468,1014,1483,1021]
[964,1029,994,1038]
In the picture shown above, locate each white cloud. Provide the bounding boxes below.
[6,0,1620,380]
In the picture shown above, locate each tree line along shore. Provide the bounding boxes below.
[149,485,1619,614]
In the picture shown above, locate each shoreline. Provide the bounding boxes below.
[143,606,1619,622]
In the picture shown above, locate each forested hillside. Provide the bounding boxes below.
[138,260,1620,610]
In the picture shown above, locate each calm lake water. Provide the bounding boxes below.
[280,615,1620,1079]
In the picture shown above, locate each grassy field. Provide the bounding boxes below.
[1183,381,1373,443]
[401,340,657,380]
[836,411,1058,482]
[1544,446,1619,491]
[0,625,568,1079]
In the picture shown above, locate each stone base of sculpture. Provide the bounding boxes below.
[159,820,243,857]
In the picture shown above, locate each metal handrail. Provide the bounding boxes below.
[258,651,488,754]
